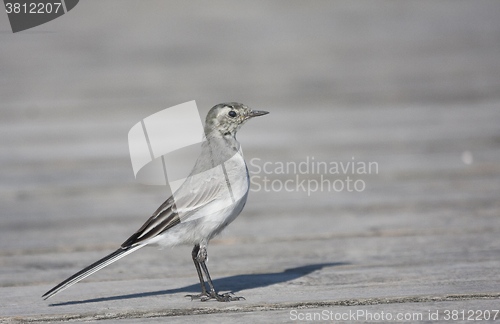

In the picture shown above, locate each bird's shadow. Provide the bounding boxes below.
[49,262,347,306]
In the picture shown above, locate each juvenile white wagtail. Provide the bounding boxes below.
[42,103,268,302]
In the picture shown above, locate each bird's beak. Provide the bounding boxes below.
[248,110,269,118]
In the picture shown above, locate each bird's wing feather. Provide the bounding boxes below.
[121,167,229,247]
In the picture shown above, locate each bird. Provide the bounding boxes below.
[42,103,269,302]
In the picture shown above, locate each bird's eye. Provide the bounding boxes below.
[228,111,237,118]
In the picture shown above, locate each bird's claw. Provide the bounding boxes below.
[185,292,211,301]
[186,292,245,302]
[213,292,245,302]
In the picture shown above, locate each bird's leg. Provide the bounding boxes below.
[192,245,209,294]
[197,246,245,302]
[185,244,210,300]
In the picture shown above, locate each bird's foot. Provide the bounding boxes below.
[212,292,245,302]
[186,292,245,302]
[185,292,211,301]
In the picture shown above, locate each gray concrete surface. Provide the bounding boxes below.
[1,1,500,323]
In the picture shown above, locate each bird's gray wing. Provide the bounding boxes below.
[120,195,180,247]
[121,165,231,247]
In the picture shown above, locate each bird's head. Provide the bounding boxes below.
[204,102,268,138]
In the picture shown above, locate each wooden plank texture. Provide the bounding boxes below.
[1,1,500,322]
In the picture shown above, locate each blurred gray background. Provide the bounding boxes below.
[1,1,500,322]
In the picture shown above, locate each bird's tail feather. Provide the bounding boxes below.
[42,245,144,300]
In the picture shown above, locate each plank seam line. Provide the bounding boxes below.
[5,292,500,323]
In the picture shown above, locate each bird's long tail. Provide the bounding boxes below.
[42,245,144,300]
